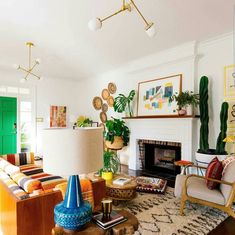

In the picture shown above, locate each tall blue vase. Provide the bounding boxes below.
[54,175,92,230]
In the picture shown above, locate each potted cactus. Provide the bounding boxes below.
[196,76,229,167]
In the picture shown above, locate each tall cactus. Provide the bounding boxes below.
[216,102,229,154]
[199,76,209,152]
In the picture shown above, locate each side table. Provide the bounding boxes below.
[174,160,193,175]
[52,210,138,235]
[105,174,137,204]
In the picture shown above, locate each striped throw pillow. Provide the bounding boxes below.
[11,172,42,193]
[0,172,29,200]
[0,159,20,175]
[0,152,35,166]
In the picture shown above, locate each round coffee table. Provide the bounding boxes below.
[105,174,137,204]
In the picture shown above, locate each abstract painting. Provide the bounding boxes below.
[137,74,182,116]
[50,105,67,127]
[224,65,235,98]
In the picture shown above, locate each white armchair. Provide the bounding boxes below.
[174,160,235,218]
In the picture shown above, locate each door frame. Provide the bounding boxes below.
[0,85,36,153]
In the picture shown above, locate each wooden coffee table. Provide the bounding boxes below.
[105,174,137,204]
[51,210,138,235]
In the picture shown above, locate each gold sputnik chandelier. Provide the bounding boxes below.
[88,0,156,37]
[14,42,42,83]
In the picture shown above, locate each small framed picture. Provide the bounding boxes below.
[137,74,182,116]
[50,105,67,128]
[224,65,235,98]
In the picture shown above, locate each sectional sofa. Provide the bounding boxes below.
[0,153,105,235]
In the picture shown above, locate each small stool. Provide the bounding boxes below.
[174,160,193,175]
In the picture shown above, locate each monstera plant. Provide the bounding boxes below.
[114,90,136,117]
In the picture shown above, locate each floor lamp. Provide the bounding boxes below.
[42,127,103,231]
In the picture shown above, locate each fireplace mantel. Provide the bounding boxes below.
[123,115,198,119]
[125,117,198,170]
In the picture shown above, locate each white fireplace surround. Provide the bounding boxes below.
[126,118,197,170]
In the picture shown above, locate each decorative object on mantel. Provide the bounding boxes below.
[114,90,136,117]
[224,64,235,98]
[88,0,156,37]
[93,96,103,110]
[13,42,43,83]
[169,91,199,116]
[104,118,130,149]
[137,74,182,117]
[101,89,110,100]
[196,76,229,167]
[50,105,66,128]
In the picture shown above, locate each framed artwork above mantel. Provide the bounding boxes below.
[137,74,182,117]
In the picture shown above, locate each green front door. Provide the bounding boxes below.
[0,97,17,155]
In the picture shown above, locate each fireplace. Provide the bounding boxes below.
[138,140,181,185]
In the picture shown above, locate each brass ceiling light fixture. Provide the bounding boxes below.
[14,42,42,83]
[88,0,156,37]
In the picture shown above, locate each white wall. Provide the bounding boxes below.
[0,71,81,155]
[0,32,233,159]
[75,32,233,163]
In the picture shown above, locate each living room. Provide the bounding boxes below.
[0,0,235,235]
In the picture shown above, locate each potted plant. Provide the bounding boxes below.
[100,150,120,180]
[114,90,136,117]
[196,76,229,166]
[76,116,93,127]
[169,91,199,115]
[105,118,130,149]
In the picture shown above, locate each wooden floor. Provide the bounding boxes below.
[121,165,235,235]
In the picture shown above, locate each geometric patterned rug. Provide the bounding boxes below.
[114,188,228,235]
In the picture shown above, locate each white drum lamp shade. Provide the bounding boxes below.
[42,127,103,176]
[42,127,104,231]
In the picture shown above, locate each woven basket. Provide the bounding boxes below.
[106,187,136,200]
[105,136,124,150]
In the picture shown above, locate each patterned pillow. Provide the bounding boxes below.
[11,172,42,193]
[222,156,235,176]
[0,152,34,166]
[205,157,223,190]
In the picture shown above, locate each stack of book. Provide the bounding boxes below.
[92,211,127,229]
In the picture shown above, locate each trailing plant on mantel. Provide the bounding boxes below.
[198,76,229,155]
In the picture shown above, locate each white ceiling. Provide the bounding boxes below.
[0,0,234,81]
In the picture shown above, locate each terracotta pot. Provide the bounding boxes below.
[177,108,187,116]
[105,136,124,150]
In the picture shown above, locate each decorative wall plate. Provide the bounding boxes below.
[108,82,117,94]
[102,89,110,100]
[93,97,103,110]
[102,103,108,112]
[107,96,114,107]
[100,112,107,123]
[98,122,106,131]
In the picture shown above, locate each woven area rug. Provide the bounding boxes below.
[114,188,228,235]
